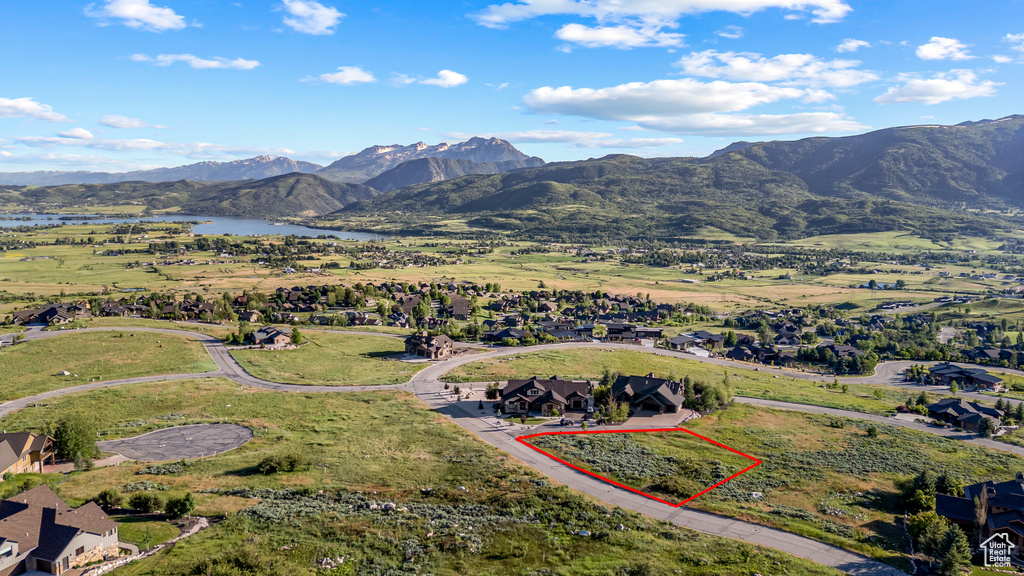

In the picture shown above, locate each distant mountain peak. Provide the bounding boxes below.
[0,155,323,186]
[316,137,544,183]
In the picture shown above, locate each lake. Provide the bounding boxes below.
[0,214,383,240]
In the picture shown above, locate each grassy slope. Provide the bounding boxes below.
[230,332,426,386]
[0,379,840,576]
[444,348,910,414]
[0,332,216,401]
[532,405,1021,570]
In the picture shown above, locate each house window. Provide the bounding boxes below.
[76,546,85,556]
[0,546,12,558]
[528,389,540,396]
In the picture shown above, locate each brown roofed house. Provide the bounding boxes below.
[405,333,454,360]
[0,484,120,575]
[0,433,54,480]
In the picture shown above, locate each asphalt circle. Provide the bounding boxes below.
[97,423,253,462]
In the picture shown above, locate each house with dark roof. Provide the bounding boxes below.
[927,363,1005,391]
[404,333,454,360]
[611,374,685,414]
[445,294,471,321]
[0,485,120,575]
[0,433,54,480]
[938,472,1024,554]
[927,397,1003,432]
[500,377,591,416]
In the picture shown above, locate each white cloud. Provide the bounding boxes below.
[447,130,614,143]
[525,78,806,119]
[420,70,469,88]
[131,53,261,70]
[0,97,70,123]
[99,114,166,129]
[307,66,377,85]
[1003,33,1024,52]
[874,69,999,105]
[280,0,344,35]
[13,134,295,159]
[576,137,684,148]
[58,128,95,139]
[522,78,866,135]
[836,38,869,52]
[716,25,743,39]
[674,50,878,88]
[555,23,685,48]
[636,112,866,135]
[445,129,684,148]
[473,0,852,28]
[916,37,974,61]
[992,55,1013,64]
[84,0,186,32]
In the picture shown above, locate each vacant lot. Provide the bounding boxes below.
[0,331,217,401]
[533,404,1020,570]
[231,331,426,385]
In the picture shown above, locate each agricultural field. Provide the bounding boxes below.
[0,331,217,401]
[444,348,913,414]
[0,379,841,576]
[531,405,1022,571]
[230,332,427,386]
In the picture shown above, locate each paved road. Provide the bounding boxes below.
[18,324,1024,574]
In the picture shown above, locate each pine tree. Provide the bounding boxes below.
[936,526,971,576]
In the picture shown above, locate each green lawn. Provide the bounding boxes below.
[532,405,1022,571]
[112,515,181,549]
[231,331,426,385]
[0,331,217,401]
[0,378,841,576]
[444,348,912,414]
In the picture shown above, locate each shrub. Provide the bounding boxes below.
[96,488,123,510]
[129,492,163,513]
[258,452,309,475]
[165,492,196,519]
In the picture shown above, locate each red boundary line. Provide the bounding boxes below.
[517,427,762,507]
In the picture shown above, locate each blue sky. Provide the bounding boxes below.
[1,0,1022,172]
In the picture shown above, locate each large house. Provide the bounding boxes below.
[0,433,54,480]
[0,485,120,575]
[938,472,1024,554]
[927,363,1005,391]
[927,397,1003,432]
[500,377,592,416]
[404,333,454,360]
[611,374,685,414]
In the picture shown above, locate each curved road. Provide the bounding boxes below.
[11,325,1020,575]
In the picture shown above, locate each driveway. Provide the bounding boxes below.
[97,423,253,461]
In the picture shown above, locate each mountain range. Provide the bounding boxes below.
[0,156,323,186]
[1,117,1022,241]
[0,137,543,187]
[314,137,545,183]
[341,115,1024,241]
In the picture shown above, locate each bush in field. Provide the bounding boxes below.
[129,492,163,513]
[257,452,309,475]
[165,492,196,519]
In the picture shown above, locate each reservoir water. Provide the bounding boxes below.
[0,214,383,240]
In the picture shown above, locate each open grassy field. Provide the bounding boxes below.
[444,348,914,414]
[0,379,841,576]
[111,515,181,549]
[0,331,217,401]
[230,332,426,385]
[532,404,1021,570]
